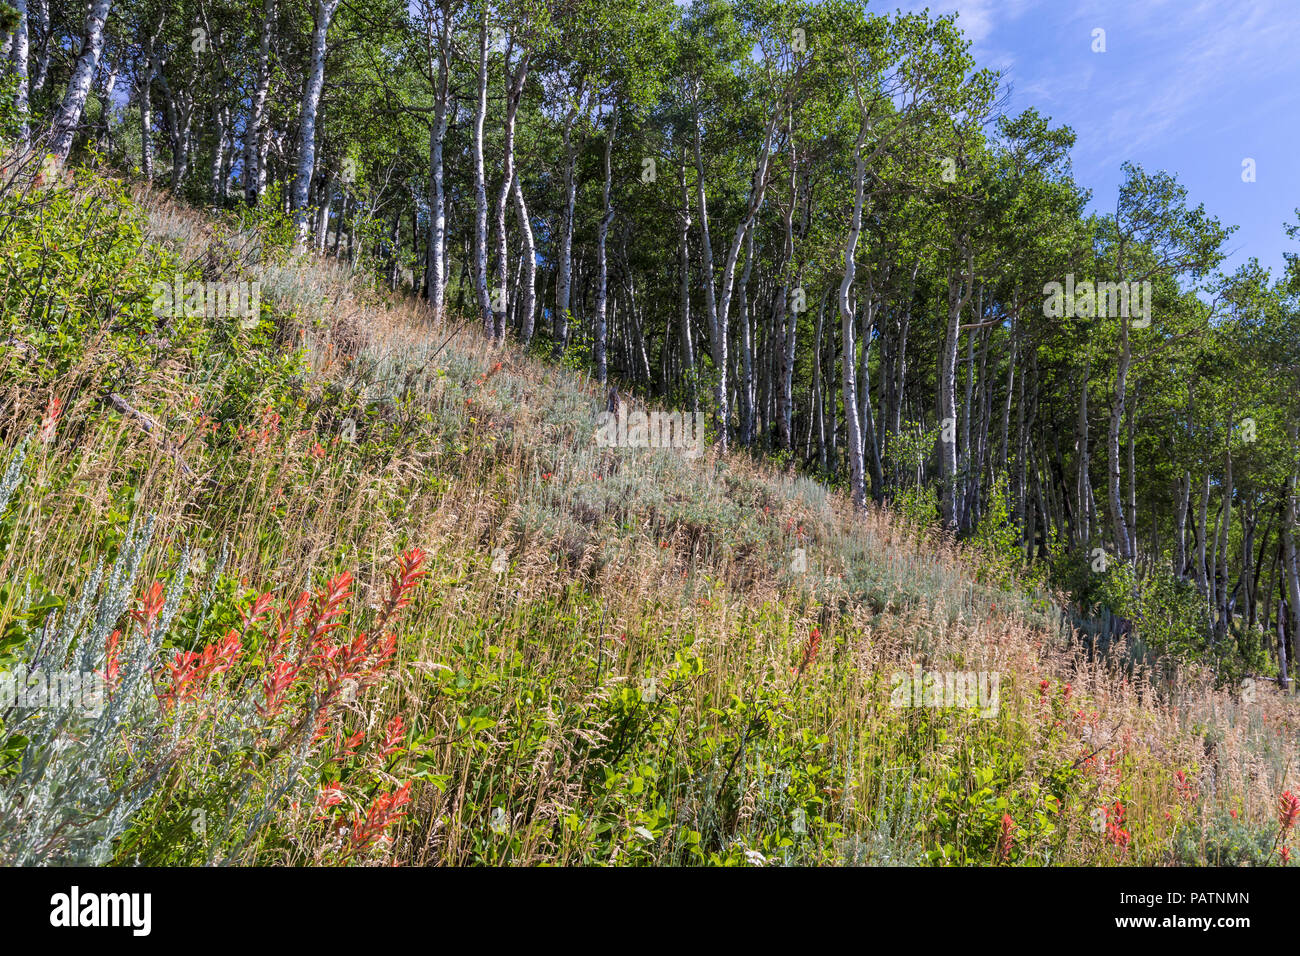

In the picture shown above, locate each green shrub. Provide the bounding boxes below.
[0,169,191,383]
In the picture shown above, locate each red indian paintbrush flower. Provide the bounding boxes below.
[796,628,821,677]
[158,627,246,706]
[268,590,311,663]
[1105,802,1130,852]
[132,581,166,635]
[378,548,428,628]
[38,396,62,443]
[348,782,413,852]
[378,715,405,759]
[100,629,122,690]
[241,591,276,628]
[996,814,1016,862]
[1279,791,1300,832]
[305,572,353,648]
[257,660,301,718]
[316,783,345,820]
[337,729,365,758]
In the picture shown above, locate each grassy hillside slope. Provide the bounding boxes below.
[0,159,1296,866]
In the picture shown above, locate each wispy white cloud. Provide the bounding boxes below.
[1062,0,1299,167]
[892,0,1036,50]
[889,0,1300,274]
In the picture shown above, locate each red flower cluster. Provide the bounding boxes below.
[113,553,425,863]
[1279,791,1300,833]
[1174,769,1196,803]
[154,553,420,724]
[377,716,406,760]
[316,783,345,820]
[100,629,123,690]
[258,659,301,719]
[381,549,428,625]
[305,571,354,649]
[795,627,821,677]
[1105,802,1130,852]
[278,569,405,728]
[162,629,244,704]
[348,782,413,853]
[465,362,504,406]
[132,581,166,634]
[39,396,63,443]
[1038,679,1072,705]
[236,406,282,452]
[996,813,1016,862]
[335,729,365,759]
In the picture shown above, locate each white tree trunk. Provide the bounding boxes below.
[138,49,153,180]
[1174,471,1190,579]
[1283,421,1300,691]
[839,121,870,511]
[210,106,228,199]
[691,117,723,444]
[1075,362,1091,544]
[1195,472,1211,596]
[593,108,618,382]
[775,125,798,449]
[513,170,536,343]
[1108,313,1134,561]
[677,157,696,415]
[244,0,275,204]
[30,0,49,93]
[471,13,491,333]
[315,171,334,252]
[156,69,194,189]
[553,95,581,357]
[940,244,974,530]
[291,0,341,243]
[736,224,755,444]
[1217,432,1233,637]
[13,0,29,141]
[424,0,452,315]
[693,100,779,453]
[48,0,113,160]
[491,47,530,343]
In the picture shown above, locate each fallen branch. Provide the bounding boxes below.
[104,391,199,478]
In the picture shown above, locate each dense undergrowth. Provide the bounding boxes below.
[1,150,1297,866]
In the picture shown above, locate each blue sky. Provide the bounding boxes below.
[894,0,1300,279]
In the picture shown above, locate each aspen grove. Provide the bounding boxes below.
[1,0,1300,870]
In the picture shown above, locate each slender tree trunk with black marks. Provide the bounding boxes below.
[593,107,618,381]
[553,90,581,357]
[244,0,275,205]
[13,0,29,142]
[514,170,536,344]
[470,12,491,334]
[492,45,530,343]
[291,0,342,244]
[425,0,452,314]
[48,0,113,160]
[839,120,869,511]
